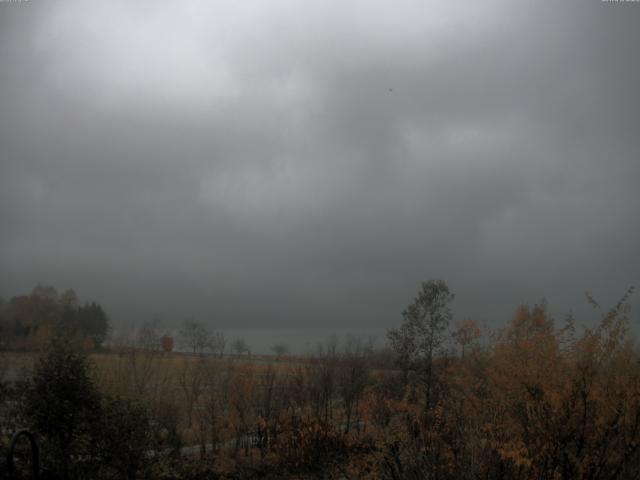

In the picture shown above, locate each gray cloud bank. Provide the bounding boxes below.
[1,0,639,333]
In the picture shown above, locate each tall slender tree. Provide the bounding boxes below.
[387,280,454,411]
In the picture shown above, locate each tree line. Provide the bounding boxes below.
[0,285,109,351]
[1,280,639,479]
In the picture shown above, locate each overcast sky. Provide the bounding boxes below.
[1,0,639,337]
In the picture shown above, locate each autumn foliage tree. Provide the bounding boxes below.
[452,318,481,358]
[379,286,640,480]
[0,286,109,351]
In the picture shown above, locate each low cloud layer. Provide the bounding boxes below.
[1,0,639,333]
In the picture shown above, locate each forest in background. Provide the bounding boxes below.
[0,286,109,352]
[1,280,639,479]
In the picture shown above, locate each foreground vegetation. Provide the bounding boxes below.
[1,281,639,479]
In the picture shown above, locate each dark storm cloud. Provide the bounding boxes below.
[1,0,639,335]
